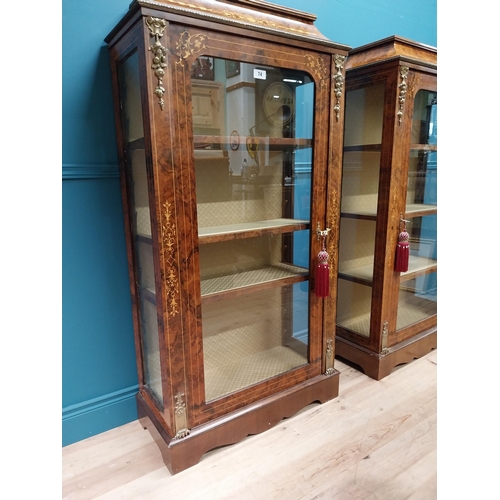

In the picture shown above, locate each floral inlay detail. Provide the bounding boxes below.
[305,54,327,87]
[162,201,180,317]
[328,192,337,278]
[175,31,208,66]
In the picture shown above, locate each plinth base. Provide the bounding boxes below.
[138,371,340,475]
[335,328,437,380]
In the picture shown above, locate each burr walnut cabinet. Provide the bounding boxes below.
[105,0,349,474]
[335,36,437,380]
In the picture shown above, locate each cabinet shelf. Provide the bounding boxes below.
[201,263,308,303]
[343,144,381,152]
[400,256,437,281]
[199,218,309,244]
[194,151,229,164]
[338,264,373,286]
[194,135,313,150]
[137,219,309,245]
[410,144,437,152]
[143,287,157,305]
[339,255,436,286]
[340,202,437,220]
[137,233,153,244]
[340,211,377,220]
[129,135,313,155]
[405,204,437,217]
[128,137,145,150]
[337,290,436,338]
[128,135,314,152]
[141,263,308,305]
[204,342,307,401]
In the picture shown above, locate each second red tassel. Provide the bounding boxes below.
[315,228,330,298]
[395,220,410,273]
[315,247,330,297]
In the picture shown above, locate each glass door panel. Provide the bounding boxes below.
[410,90,437,145]
[339,218,376,281]
[397,90,437,331]
[191,58,314,401]
[397,271,437,329]
[341,151,380,216]
[337,83,384,337]
[343,84,384,146]
[406,149,437,213]
[337,279,372,337]
[119,52,162,404]
[397,213,437,328]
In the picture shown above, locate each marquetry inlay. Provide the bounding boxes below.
[407,72,421,99]
[161,201,180,317]
[139,0,314,37]
[304,54,327,87]
[174,30,208,66]
[221,9,302,33]
[327,192,338,278]
[388,192,398,266]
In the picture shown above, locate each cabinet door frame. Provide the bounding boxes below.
[387,68,437,346]
[150,23,340,427]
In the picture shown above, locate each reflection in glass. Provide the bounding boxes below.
[397,214,437,329]
[119,52,162,403]
[337,279,372,337]
[407,90,437,213]
[338,218,376,280]
[336,84,385,337]
[397,90,437,331]
[343,84,384,147]
[191,58,314,400]
[340,151,380,216]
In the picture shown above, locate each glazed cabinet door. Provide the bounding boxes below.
[336,80,385,345]
[162,25,337,426]
[109,16,344,440]
[396,75,437,338]
[112,35,176,433]
[195,60,314,405]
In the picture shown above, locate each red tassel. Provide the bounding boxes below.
[315,240,330,298]
[395,228,410,273]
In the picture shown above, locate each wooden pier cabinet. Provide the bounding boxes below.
[335,36,437,380]
[105,0,349,474]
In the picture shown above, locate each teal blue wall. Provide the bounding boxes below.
[270,0,436,48]
[62,1,140,445]
[62,0,437,446]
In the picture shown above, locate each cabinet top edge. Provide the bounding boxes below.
[105,0,351,52]
[215,0,318,23]
[346,35,437,70]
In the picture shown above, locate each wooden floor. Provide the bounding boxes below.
[62,350,437,500]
